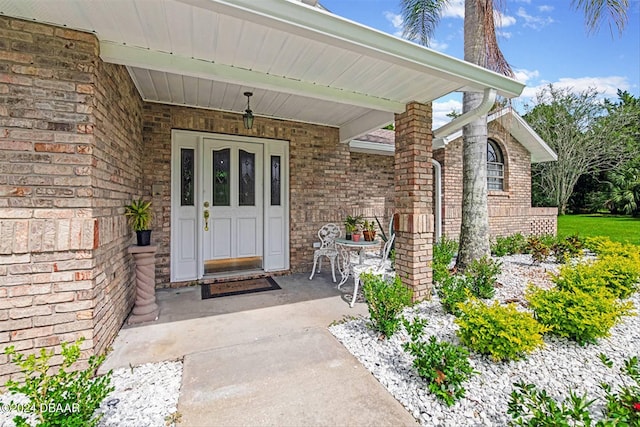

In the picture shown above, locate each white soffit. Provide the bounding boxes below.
[0,0,525,142]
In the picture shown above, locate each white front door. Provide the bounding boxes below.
[170,130,289,282]
[203,138,263,274]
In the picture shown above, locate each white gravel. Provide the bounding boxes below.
[0,360,183,427]
[97,360,183,427]
[329,253,640,426]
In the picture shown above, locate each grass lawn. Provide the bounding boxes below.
[557,214,640,246]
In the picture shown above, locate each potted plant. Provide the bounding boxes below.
[125,199,153,246]
[363,219,376,241]
[344,214,363,240]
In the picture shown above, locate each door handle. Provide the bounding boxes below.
[204,209,210,231]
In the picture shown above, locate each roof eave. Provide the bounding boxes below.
[178,0,525,99]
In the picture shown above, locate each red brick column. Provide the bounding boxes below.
[394,102,433,301]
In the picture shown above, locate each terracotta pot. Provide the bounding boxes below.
[352,233,361,242]
[363,230,376,241]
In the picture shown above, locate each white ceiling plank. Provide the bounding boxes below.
[166,73,186,104]
[195,78,213,107]
[132,0,172,51]
[339,110,395,144]
[164,0,194,56]
[100,41,406,113]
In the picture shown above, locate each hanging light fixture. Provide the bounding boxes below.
[243,91,254,129]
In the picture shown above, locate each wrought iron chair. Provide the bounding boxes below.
[338,233,396,307]
[309,223,341,282]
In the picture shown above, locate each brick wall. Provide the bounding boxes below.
[0,17,142,382]
[91,61,144,355]
[436,121,557,240]
[394,102,433,300]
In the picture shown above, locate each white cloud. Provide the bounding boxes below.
[441,0,465,19]
[430,39,450,52]
[495,11,517,28]
[538,5,554,13]
[383,11,404,37]
[516,7,555,30]
[432,98,463,129]
[513,68,540,85]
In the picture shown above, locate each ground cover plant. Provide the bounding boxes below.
[508,354,640,426]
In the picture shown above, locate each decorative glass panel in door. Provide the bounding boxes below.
[238,150,255,206]
[203,140,263,275]
[213,149,230,206]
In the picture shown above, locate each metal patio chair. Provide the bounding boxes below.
[338,233,396,307]
[309,223,341,282]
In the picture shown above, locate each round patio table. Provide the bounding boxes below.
[335,238,381,287]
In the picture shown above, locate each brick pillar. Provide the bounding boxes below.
[394,102,433,301]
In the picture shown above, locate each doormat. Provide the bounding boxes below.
[201,277,281,300]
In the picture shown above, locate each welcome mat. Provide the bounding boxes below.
[201,277,281,300]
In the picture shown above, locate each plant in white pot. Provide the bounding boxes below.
[124,199,153,246]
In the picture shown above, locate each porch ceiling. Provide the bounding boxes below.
[0,0,525,143]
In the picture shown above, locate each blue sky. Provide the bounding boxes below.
[319,0,640,127]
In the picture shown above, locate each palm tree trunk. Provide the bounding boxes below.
[457,0,491,269]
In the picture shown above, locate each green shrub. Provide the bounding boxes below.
[553,256,640,299]
[455,298,549,361]
[491,233,527,256]
[361,273,413,338]
[465,256,501,299]
[433,237,458,284]
[437,274,471,316]
[402,317,476,406]
[585,236,640,260]
[526,285,634,345]
[4,339,113,427]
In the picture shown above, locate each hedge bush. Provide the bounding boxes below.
[455,298,549,361]
[552,256,640,299]
[526,285,634,345]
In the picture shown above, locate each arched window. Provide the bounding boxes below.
[487,139,504,191]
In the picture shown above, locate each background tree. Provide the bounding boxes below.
[400,0,629,267]
[526,86,638,215]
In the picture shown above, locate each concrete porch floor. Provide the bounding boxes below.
[100,272,417,427]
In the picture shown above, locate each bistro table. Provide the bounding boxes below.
[335,238,381,286]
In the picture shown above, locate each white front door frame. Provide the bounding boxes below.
[170,130,290,282]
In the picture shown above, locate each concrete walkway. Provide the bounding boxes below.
[100,273,417,427]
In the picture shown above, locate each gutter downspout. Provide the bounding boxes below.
[432,159,442,242]
[432,88,497,145]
